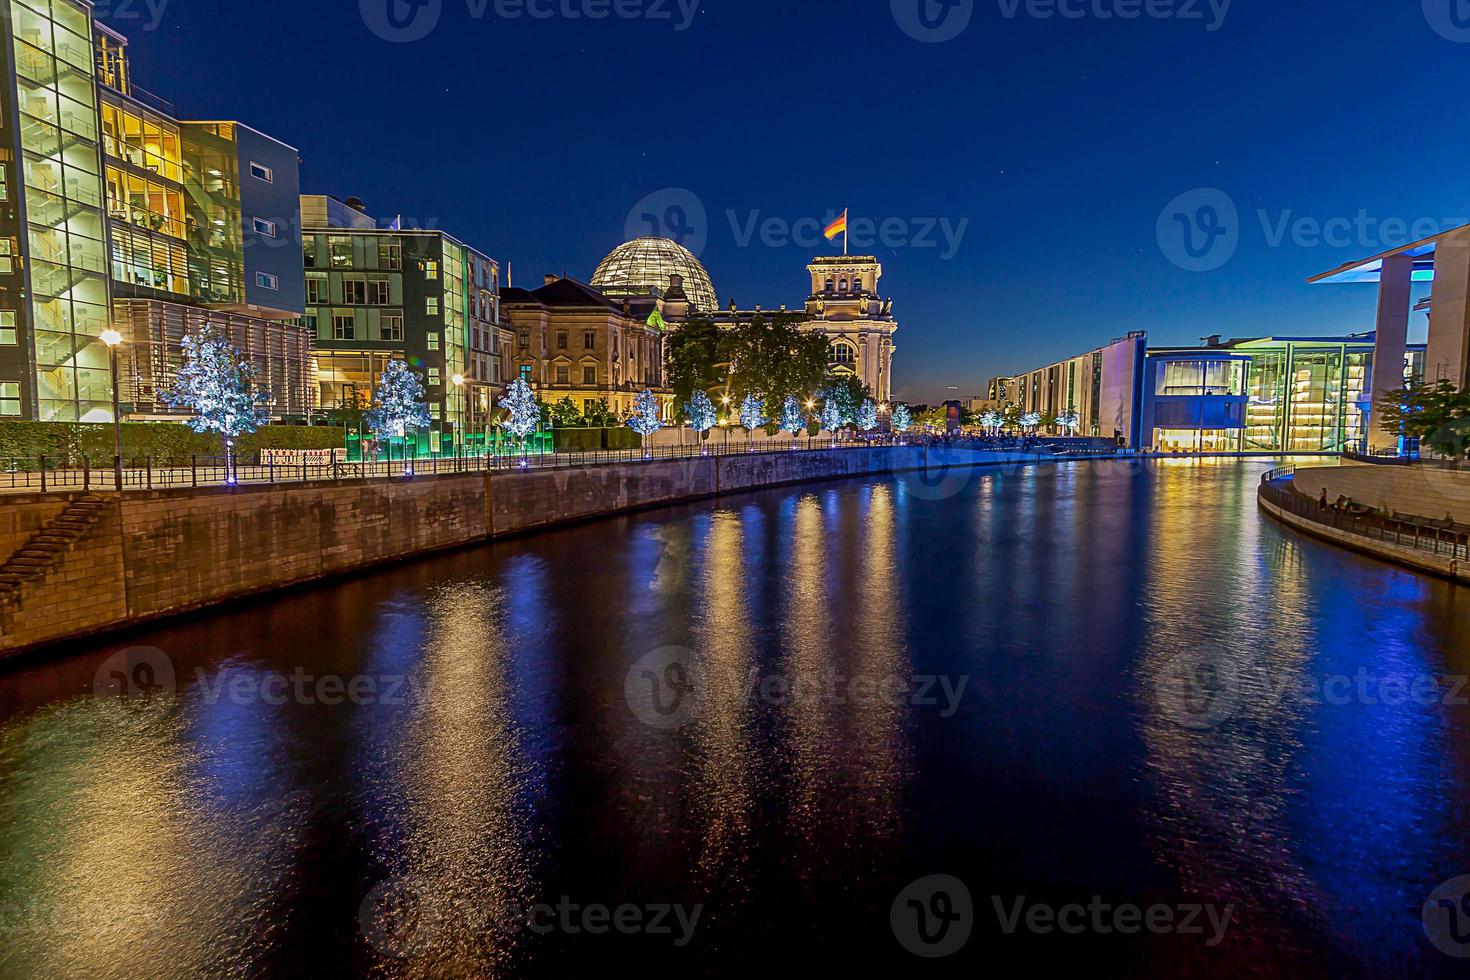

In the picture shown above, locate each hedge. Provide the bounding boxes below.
[0,421,343,464]
[552,427,643,452]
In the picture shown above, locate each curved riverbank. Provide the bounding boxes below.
[1258,471,1470,585]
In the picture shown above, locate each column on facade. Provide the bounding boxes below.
[1427,227,1470,391]
[1368,253,1413,452]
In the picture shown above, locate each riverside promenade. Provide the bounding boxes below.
[0,443,1089,657]
[1258,462,1470,583]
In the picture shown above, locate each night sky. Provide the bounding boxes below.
[104,0,1463,402]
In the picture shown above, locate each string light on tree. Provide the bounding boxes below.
[820,399,844,447]
[891,403,912,435]
[163,325,272,486]
[780,395,806,449]
[739,394,766,451]
[627,389,663,459]
[857,399,879,433]
[1021,411,1043,431]
[503,377,542,468]
[364,358,432,477]
[686,390,718,454]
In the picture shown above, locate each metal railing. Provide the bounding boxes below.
[1259,472,1470,562]
[0,436,898,494]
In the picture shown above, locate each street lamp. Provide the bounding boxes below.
[452,374,466,461]
[100,328,124,466]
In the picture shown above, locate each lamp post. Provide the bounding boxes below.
[452,374,465,462]
[100,329,124,477]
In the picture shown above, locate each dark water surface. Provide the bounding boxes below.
[1,458,1469,978]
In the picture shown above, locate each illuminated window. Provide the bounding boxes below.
[426,297,439,316]
[0,312,16,345]
[255,272,279,290]
[0,382,20,416]
[328,237,353,268]
[520,365,533,384]
[427,334,440,351]
[423,260,439,280]
[428,368,441,387]
[832,342,857,365]
[0,239,11,275]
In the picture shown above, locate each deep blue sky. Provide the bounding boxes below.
[105,0,1465,402]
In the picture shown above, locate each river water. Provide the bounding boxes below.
[0,458,1467,978]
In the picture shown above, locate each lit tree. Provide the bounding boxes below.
[891,403,912,435]
[780,395,807,447]
[627,389,663,458]
[1056,409,1081,432]
[164,324,271,485]
[739,394,765,450]
[856,399,879,433]
[821,399,845,446]
[366,359,432,440]
[1020,411,1042,432]
[502,377,542,466]
[980,410,1003,433]
[686,390,718,454]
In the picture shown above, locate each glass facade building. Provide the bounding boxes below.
[0,4,309,422]
[1,0,113,421]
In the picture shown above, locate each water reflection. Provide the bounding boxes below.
[0,460,1465,976]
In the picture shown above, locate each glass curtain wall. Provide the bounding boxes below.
[9,0,113,420]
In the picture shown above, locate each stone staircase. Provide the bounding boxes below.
[0,495,110,607]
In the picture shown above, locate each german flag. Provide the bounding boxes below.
[824,209,848,241]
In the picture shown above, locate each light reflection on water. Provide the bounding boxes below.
[0,459,1467,977]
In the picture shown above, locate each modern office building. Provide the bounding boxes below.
[999,332,1148,443]
[301,194,506,447]
[500,273,669,419]
[589,237,899,402]
[0,0,312,421]
[996,332,1426,453]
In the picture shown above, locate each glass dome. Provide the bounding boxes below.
[591,237,718,313]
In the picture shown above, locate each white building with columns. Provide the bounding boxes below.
[1312,224,1470,451]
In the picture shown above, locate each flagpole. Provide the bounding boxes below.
[844,208,849,255]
